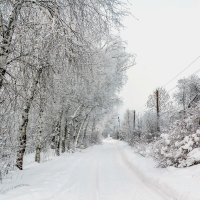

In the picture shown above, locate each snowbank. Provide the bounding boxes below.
[120,141,200,200]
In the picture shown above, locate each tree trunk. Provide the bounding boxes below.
[16,115,28,170]
[35,145,42,163]
[92,118,96,133]
[66,127,71,151]
[66,105,83,151]
[82,118,90,147]
[61,107,70,153]
[35,97,45,163]
[74,119,85,149]
[55,134,60,156]
[74,108,94,149]
[61,122,68,153]
[55,110,63,156]
[16,68,42,170]
[54,122,61,156]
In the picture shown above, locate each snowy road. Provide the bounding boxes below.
[1,139,176,200]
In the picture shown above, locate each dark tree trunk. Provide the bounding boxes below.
[61,122,68,153]
[35,145,41,163]
[55,110,63,156]
[16,68,42,170]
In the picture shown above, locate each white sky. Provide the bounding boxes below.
[119,0,200,116]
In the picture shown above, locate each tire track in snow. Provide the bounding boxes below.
[116,146,178,200]
[93,159,100,200]
[42,156,84,200]
[48,150,101,200]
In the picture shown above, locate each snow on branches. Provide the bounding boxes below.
[0,0,132,177]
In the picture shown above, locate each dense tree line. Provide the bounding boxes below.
[0,0,132,179]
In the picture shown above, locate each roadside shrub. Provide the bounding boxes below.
[153,116,200,167]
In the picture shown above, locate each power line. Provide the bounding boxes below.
[167,67,200,93]
[163,55,200,87]
[132,56,200,114]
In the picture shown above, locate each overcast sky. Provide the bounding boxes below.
[119,0,200,115]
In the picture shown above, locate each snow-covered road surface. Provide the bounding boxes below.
[1,139,177,200]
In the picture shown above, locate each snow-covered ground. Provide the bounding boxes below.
[0,138,200,200]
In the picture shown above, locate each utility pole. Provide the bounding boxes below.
[156,89,160,132]
[117,116,120,140]
[133,110,136,130]
[118,116,120,129]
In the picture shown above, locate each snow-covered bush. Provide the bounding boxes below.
[153,116,200,167]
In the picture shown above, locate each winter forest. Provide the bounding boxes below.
[1,0,200,200]
[0,0,132,173]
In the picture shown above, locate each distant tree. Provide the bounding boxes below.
[174,75,200,111]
